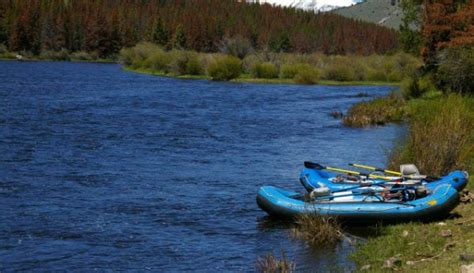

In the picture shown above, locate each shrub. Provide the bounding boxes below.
[279,63,302,76]
[280,63,305,79]
[387,70,403,82]
[436,47,474,94]
[119,42,159,68]
[0,43,7,54]
[293,66,320,84]
[251,62,278,79]
[219,36,254,59]
[119,48,135,65]
[366,69,387,82]
[143,48,172,72]
[322,63,356,81]
[0,44,15,59]
[401,75,438,99]
[184,54,203,75]
[279,63,320,84]
[207,55,242,81]
[167,50,203,75]
[401,76,422,99]
[391,52,421,79]
[242,54,260,74]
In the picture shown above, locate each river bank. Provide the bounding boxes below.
[124,66,400,86]
[119,43,420,86]
[346,92,474,272]
[0,47,115,63]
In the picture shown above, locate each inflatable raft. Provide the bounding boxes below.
[256,184,460,223]
[299,166,468,193]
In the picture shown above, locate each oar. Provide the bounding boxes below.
[349,163,401,176]
[349,163,440,181]
[301,174,391,194]
[303,161,392,180]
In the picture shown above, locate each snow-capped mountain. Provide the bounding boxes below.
[256,0,359,12]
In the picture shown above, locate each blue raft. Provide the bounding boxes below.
[299,168,468,193]
[256,184,460,223]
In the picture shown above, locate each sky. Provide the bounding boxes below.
[261,0,360,9]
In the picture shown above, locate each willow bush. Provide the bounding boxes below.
[120,43,422,83]
[207,56,242,81]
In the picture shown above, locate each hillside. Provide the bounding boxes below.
[333,0,403,30]
[0,0,399,57]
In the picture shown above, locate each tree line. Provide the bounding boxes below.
[0,0,400,58]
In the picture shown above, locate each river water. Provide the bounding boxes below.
[0,61,404,272]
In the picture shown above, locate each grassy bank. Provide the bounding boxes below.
[120,42,420,85]
[346,92,474,272]
[125,66,399,86]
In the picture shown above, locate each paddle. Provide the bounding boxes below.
[349,163,440,181]
[303,161,392,180]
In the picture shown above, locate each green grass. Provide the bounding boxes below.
[342,92,407,127]
[351,196,474,273]
[350,94,474,273]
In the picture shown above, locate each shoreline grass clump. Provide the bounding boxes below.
[291,214,343,246]
[257,251,295,273]
[342,93,406,127]
[388,94,474,176]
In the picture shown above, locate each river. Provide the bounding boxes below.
[0,61,404,272]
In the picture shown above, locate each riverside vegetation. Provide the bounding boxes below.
[120,42,421,85]
[343,46,474,272]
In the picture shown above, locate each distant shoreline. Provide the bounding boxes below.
[124,66,400,86]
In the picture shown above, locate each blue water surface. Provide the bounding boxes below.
[0,61,404,272]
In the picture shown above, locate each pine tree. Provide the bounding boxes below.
[399,0,422,55]
[173,24,186,49]
[152,18,169,47]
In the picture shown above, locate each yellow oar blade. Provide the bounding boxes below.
[350,163,401,176]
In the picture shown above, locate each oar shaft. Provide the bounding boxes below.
[304,161,393,180]
[350,163,401,176]
[326,167,392,180]
[325,166,390,180]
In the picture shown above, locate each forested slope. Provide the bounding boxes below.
[0,0,399,58]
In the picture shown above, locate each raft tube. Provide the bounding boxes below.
[256,184,459,223]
